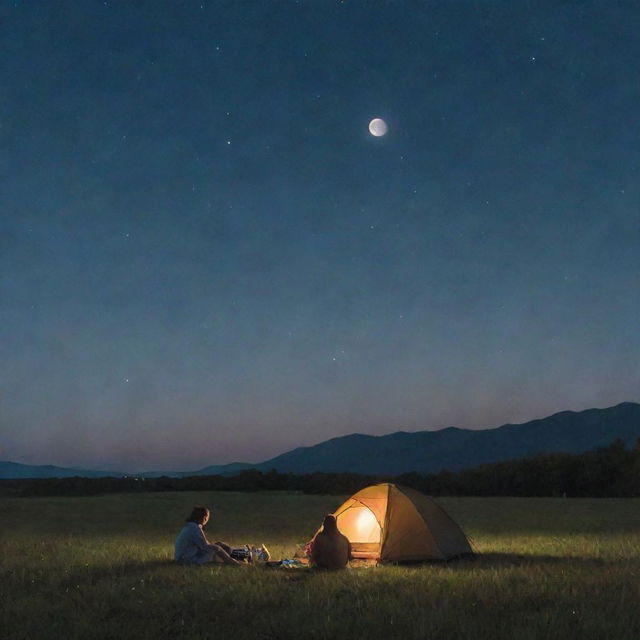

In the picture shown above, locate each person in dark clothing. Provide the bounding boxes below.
[310,514,352,569]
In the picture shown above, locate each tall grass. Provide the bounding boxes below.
[1,492,639,639]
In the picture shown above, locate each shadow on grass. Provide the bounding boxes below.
[448,552,639,570]
[58,559,316,588]
[57,559,174,588]
[58,552,637,590]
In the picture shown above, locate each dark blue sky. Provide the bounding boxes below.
[2,1,639,471]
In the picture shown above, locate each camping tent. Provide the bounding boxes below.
[313,483,472,563]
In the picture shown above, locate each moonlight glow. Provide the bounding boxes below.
[368,118,388,137]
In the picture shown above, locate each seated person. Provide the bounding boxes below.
[174,506,244,566]
[310,514,352,569]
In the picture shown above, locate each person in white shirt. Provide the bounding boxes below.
[174,506,243,566]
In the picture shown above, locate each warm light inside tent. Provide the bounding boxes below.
[336,505,381,543]
[357,508,378,537]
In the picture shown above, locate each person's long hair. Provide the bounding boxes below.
[186,506,209,524]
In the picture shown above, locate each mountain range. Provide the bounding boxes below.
[2,402,639,479]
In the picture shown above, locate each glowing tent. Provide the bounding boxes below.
[313,483,472,563]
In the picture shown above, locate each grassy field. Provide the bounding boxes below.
[1,491,639,640]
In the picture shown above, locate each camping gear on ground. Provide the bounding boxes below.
[231,544,271,563]
[265,558,307,569]
[251,544,271,562]
[310,483,473,563]
[230,545,252,562]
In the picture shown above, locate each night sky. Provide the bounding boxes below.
[2,1,639,472]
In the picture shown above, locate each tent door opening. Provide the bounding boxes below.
[336,504,382,559]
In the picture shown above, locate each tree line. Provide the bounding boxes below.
[2,438,639,498]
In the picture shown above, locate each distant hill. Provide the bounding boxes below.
[251,402,640,475]
[2,402,639,479]
[250,402,640,475]
[0,461,125,479]
[185,462,256,477]
[0,460,254,480]
[137,462,255,478]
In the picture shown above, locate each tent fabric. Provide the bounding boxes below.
[314,483,472,563]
